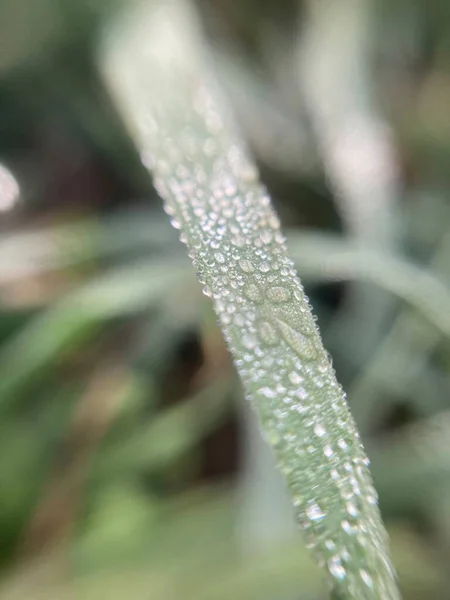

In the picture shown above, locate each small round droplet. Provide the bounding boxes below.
[260,230,273,244]
[214,252,225,264]
[306,502,325,521]
[323,445,334,458]
[244,283,263,303]
[266,430,281,446]
[360,569,373,588]
[292,494,303,507]
[331,469,340,481]
[346,501,359,517]
[240,164,258,183]
[328,557,346,581]
[266,286,291,303]
[314,423,326,437]
[325,539,336,551]
[231,235,245,247]
[296,387,309,401]
[242,334,257,350]
[341,519,358,535]
[289,371,303,385]
[259,387,277,399]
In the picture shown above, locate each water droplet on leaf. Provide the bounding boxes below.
[275,318,318,361]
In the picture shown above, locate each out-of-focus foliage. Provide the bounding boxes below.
[0,0,450,598]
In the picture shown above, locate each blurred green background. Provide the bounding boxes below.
[0,0,450,598]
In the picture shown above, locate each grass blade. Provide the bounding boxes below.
[101,1,400,597]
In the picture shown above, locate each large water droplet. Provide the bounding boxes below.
[266,286,291,303]
[239,259,254,273]
[244,283,262,303]
[275,319,318,361]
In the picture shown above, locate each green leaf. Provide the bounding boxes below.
[101,0,400,597]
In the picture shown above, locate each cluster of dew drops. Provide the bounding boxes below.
[141,81,396,596]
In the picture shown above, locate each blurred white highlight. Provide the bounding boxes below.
[0,163,20,212]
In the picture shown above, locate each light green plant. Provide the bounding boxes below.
[4,217,450,337]
[101,0,400,597]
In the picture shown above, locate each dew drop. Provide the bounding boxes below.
[163,202,176,216]
[360,569,373,588]
[328,556,346,581]
[331,469,340,481]
[306,502,325,521]
[341,519,358,535]
[259,386,277,399]
[258,320,279,346]
[289,371,303,385]
[266,430,281,446]
[233,314,245,327]
[296,387,309,401]
[260,230,273,244]
[240,164,258,183]
[239,259,255,273]
[221,313,232,326]
[266,286,291,303]
[244,283,263,303]
[314,423,326,437]
[292,494,303,507]
[325,539,336,551]
[346,501,359,517]
[323,444,334,458]
[275,319,318,360]
[242,334,257,350]
[367,491,378,506]
[231,235,246,247]
[214,252,226,264]
[268,214,280,229]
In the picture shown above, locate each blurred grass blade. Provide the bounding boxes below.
[95,376,233,477]
[369,410,450,515]
[288,230,450,337]
[349,230,450,433]
[0,210,179,284]
[4,214,449,340]
[298,0,401,370]
[0,261,187,406]
[101,1,400,597]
